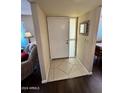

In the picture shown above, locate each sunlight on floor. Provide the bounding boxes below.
[48,58,90,82]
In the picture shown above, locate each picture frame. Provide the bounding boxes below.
[79,20,89,36]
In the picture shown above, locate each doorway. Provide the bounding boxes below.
[47,17,69,59]
[47,17,77,59]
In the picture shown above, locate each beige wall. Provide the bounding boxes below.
[31,3,50,81]
[37,4,50,80]
[77,7,101,72]
[21,15,36,43]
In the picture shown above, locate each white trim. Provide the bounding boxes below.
[46,63,50,81]
[88,72,92,75]
[42,80,47,84]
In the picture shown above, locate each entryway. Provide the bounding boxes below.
[48,58,89,82]
[47,17,90,82]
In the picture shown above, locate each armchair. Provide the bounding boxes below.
[21,43,38,81]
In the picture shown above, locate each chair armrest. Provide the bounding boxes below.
[21,58,33,80]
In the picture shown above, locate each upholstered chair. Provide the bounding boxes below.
[21,44,38,81]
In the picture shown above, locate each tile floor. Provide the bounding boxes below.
[48,58,90,82]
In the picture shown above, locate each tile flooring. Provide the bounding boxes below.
[48,58,90,82]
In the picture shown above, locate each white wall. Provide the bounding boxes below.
[37,4,50,81]
[77,7,101,72]
[31,2,50,81]
[21,15,36,43]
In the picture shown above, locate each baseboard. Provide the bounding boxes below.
[88,72,92,75]
[46,63,50,82]
[42,80,47,84]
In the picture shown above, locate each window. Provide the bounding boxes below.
[69,18,76,57]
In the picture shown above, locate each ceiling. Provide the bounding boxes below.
[21,0,102,16]
[38,0,102,17]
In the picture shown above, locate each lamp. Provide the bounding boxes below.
[25,32,33,43]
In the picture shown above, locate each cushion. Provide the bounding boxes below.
[21,51,29,62]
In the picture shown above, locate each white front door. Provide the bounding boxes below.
[47,17,69,59]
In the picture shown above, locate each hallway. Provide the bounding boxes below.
[48,58,90,82]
